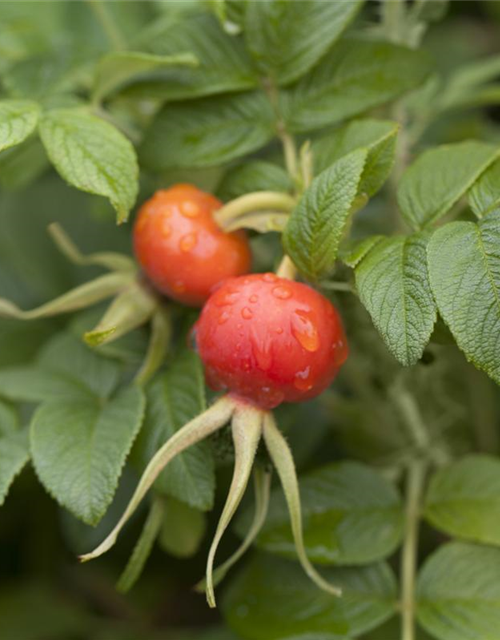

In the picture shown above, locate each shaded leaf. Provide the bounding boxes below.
[245,0,361,86]
[469,158,500,219]
[93,51,198,102]
[159,497,206,558]
[281,38,430,133]
[235,461,404,565]
[217,161,292,201]
[222,554,397,640]
[140,92,275,170]
[0,404,29,505]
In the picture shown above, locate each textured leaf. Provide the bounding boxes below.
[313,119,399,198]
[0,100,40,152]
[235,462,403,565]
[417,542,500,640]
[134,349,214,511]
[31,385,145,524]
[130,12,258,100]
[469,158,500,219]
[398,141,499,230]
[93,51,198,102]
[222,555,397,639]
[39,108,139,222]
[217,161,292,201]
[424,455,500,546]
[140,92,275,170]
[427,214,500,384]
[355,233,437,366]
[283,149,367,281]
[281,38,430,133]
[245,0,361,86]
[438,54,500,112]
[339,235,384,269]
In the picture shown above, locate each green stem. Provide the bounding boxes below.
[214,191,296,229]
[381,0,406,44]
[392,386,430,452]
[401,460,427,640]
[87,0,126,50]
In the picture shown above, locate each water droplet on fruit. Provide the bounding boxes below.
[180,200,199,217]
[272,285,292,300]
[241,307,253,319]
[262,273,277,283]
[180,232,197,252]
[276,327,284,335]
[160,220,171,238]
[218,311,230,325]
[215,289,240,307]
[294,366,313,391]
[249,294,259,303]
[291,309,319,352]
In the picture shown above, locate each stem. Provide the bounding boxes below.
[401,460,427,640]
[214,192,296,229]
[280,128,298,179]
[392,386,430,451]
[87,0,126,50]
[381,0,406,45]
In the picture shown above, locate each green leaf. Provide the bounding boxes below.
[222,554,397,639]
[0,403,29,505]
[93,51,198,102]
[0,99,40,152]
[38,108,139,223]
[355,233,437,366]
[283,149,367,281]
[280,38,430,134]
[469,158,500,219]
[244,0,362,86]
[217,161,292,201]
[313,119,399,198]
[0,366,91,403]
[134,349,214,511]
[158,497,206,558]
[235,461,403,565]
[397,141,499,230]
[427,214,500,384]
[417,542,500,640]
[140,92,275,170]
[438,54,500,112]
[424,455,500,546]
[0,137,49,191]
[31,384,145,525]
[130,12,258,100]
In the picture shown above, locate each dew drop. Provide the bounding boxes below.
[262,273,277,283]
[215,291,239,307]
[180,200,200,217]
[249,294,259,303]
[241,307,253,320]
[160,219,171,238]
[218,311,230,325]
[180,232,197,252]
[272,285,292,300]
[291,309,319,352]
[276,327,284,335]
[294,366,313,391]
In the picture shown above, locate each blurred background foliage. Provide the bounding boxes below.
[0,1,500,639]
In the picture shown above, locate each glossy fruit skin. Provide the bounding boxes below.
[194,274,348,409]
[133,185,252,306]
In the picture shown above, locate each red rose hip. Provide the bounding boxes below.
[195,273,348,409]
[133,184,252,306]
